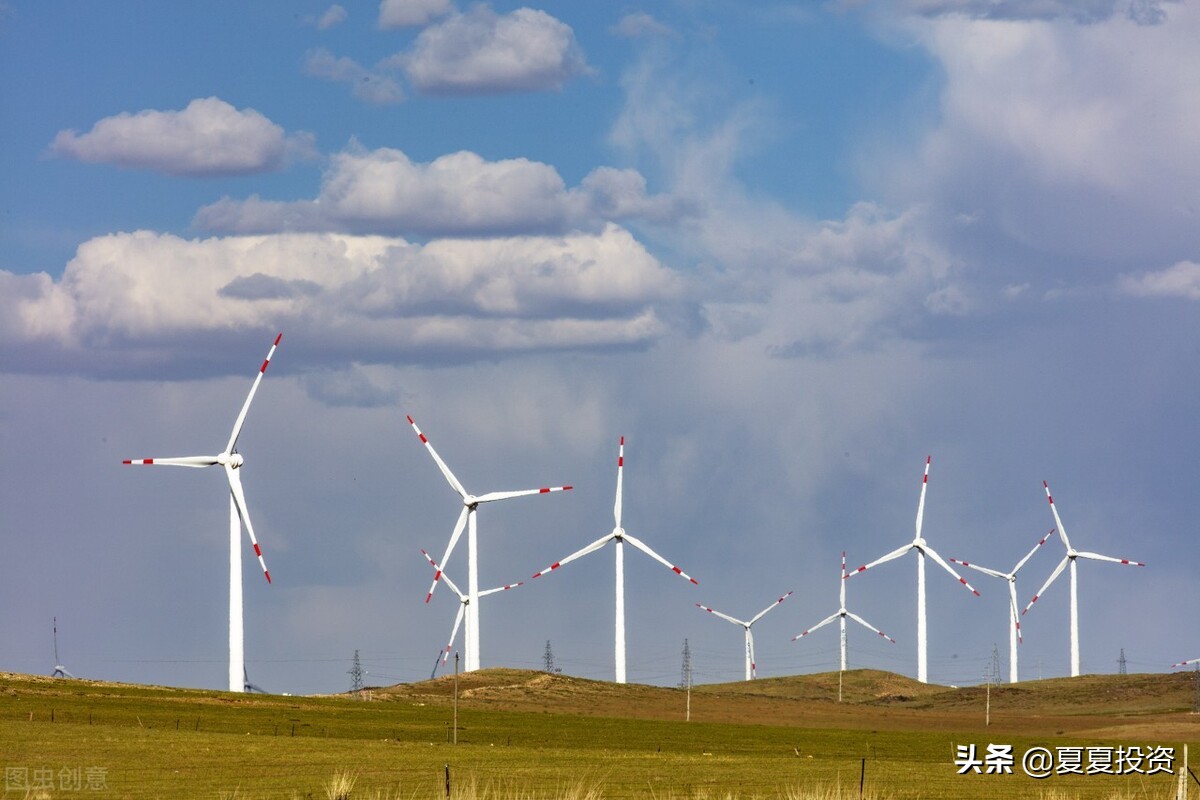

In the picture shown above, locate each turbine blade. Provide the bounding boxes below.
[948,558,1006,580]
[749,590,793,625]
[696,603,746,627]
[622,532,698,584]
[426,507,468,603]
[924,545,981,596]
[225,465,271,584]
[846,611,896,643]
[614,436,625,530]
[1012,528,1056,575]
[225,333,282,455]
[847,542,911,577]
[421,548,464,599]
[122,456,219,467]
[478,581,524,597]
[1008,583,1023,644]
[1023,555,1069,615]
[531,532,615,579]
[407,416,468,499]
[914,455,931,540]
[1074,551,1145,567]
[1170,658,1200,669]
[444,603,466,663]
[1043,481,1072,551]
[473,485,572,504]
[793,613,839,641]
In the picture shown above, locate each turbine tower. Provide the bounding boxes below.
[51,617,75,679]
[696,591,793,680]
[794,552,895,671]
[407,415,570,672]
[1022,481,1144,677]
[422,549,523,677]
[949,529,1055,683]
[531,437,698,684]
[846,456,980,684]
[124,333,280,693]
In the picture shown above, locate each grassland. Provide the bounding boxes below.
[1,668,1197,799]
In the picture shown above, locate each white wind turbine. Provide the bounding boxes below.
[949,529,1056,684]
[846,456,980,684]
[1022,481,1144,678]
[422,549,523,677]
[124,333,280,693]
[696,591,793,681]
[407,415,571,673]
[794,552,895,672]
[531,436,698,684]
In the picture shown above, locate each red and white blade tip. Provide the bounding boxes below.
[532,562,561,579]
[123,459,152,465]
[672,565,699,585]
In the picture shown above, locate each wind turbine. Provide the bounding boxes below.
[1022,481,1144,678]
[696,591,793,680]
[406,415,570,672]
[949,529,1055,684]
[422,549,523,678]
[794,552,895,671]
[51,616,75,679]
[531,436,698,684]
[123,333,280,693]
[846,456,980,684]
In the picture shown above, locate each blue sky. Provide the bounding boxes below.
[2,0,1199,695]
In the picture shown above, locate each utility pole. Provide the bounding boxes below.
[679,639,692,688]
[348,649,364,696]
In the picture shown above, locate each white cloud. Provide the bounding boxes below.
[305,49,405,105]
[400,6,590,94]
[870,4,1200,268]
[378,0,454,28]
[0,226,680,377]
[611,12,678,39]
[49,97,312,177]
[194,145,686,237]
[315,4,348,30]
[1118,260,1200,299]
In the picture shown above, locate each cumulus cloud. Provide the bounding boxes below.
[399,6,591,94]
[305,49,405,105]
[1118,261,1200,299]
[378,0,454,28]
[853,2,1200,281]
[0,226,680,378]
[312,4,347,29]
[194,145,686,237]
[49,97,313,177]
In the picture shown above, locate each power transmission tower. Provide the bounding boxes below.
[1117,648,1127,675]
[990,644,1001,685]
[679,639,692,689]
[543,640,555,673]
[348,649,365,695]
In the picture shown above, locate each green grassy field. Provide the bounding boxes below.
[1,669,1197,799]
